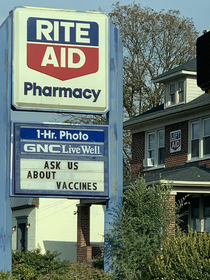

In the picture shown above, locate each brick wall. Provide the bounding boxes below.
[165,121,188,168]
[131,121,188,178]
[77,205,92,262]
[131,131,145,178]
[199,159,210,168]
[168,194,176,235]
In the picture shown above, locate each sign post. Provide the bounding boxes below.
[0,6,123,271]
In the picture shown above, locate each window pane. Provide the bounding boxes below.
[191,197,200,232]
[170,94,175,104]
[204,136,210,155]
[158,130,165,148]
[170,84,175,93]
[148,133,155,150]
[204,118,210,137]
[149,150,155,159]
[178,81,184,103]
[170,84,175,105]
[204,218,210,232]
[148,133,155,160]
[192,122,199,140]
[178,81,184,92]
[158,147,165,165]
[191,139,199,157]
[192,219,200,232]
[204,197,210,217]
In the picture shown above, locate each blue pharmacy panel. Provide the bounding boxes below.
[12,122,109,199]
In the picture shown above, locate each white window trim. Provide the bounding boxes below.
[145,129,165,168]
[188,117,210,161]
[167,80,185,107]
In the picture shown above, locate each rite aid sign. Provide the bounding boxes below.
[12,7,109,113]
[170,130,181,153]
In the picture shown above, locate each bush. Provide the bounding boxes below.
[149,227,210,280]
[105,178,174,279]
[1,249,113,280]
[40,262,114,280]
[12,248,69,279]
[0,271,11,280]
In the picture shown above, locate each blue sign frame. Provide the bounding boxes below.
[12,122,109,198]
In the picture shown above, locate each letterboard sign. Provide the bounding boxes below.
[12,122,109,198]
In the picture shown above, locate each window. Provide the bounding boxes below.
[170,84,175,105]
[168,81,185,106]
[203,118,210,155]
[190,118,210,159]
[191,197,200,232]
[191,121,199,158]
[178,81,184,103]
[158,130,165,165]
[190,196,210,232]
[145,129,165,168]
[148,132,155,162]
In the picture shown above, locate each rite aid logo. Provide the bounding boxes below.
[27,18,99,80]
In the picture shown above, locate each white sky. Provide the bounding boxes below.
[0,0,209,36]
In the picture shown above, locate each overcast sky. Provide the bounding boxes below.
[0,0,209,36]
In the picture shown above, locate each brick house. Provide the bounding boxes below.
[124,58,210,232]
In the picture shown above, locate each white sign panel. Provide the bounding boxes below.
[21,159,104,192]
[12,122,109,198]
[12,7,109,113]
[170,129,181,153]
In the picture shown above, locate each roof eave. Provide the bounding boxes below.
[152,71,197,83]
[123,101,210,131]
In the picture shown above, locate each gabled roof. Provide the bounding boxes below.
[152,58,196,83]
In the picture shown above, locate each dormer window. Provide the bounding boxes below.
[170,84,175,105]
[178,81,184,103]
[168,80,185,106]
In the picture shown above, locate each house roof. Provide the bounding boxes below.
[152,58,197,83]
[124,163,210,192]
[123,92,210,131]
[10,197,39,210]
[144,163,210,184]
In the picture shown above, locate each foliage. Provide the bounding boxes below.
[0,271,11,280]
[109,1,198,118]
[105,178,174,279]
[109,2,198,180]
[40,262,114,280]
[0,250,113,280]
[149,227,210,280]
[12,248,69,279]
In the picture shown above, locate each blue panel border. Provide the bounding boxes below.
[12,122,109,199]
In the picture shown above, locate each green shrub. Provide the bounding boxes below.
[40,262,114,280]
[149,227,210,280]
[105,178,174,279]
[12,248,69,279]
[0,271,11,280]
[8,249,113,280]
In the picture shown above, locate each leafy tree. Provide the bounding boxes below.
[105,178,176,279]
[109,2,198,180]
[109,2,198,118]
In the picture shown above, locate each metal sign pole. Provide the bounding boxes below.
[0,15,12,271]
[104,22,123,270]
